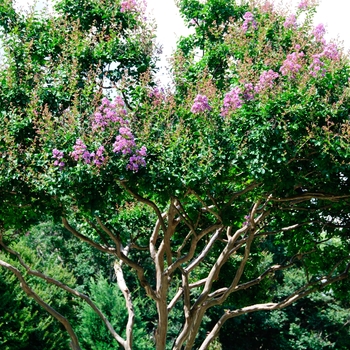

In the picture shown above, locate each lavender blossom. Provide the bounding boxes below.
[191,94,211,113]
[313,23,326,43]
[284,14,297,29]
[255,70,279,93]
[261,1,274,13]
[322,43,339,61]
[298,0,309,10]
[309,43,339,77]
[280,51,305,78]
[221,87,242,117]
[243,83,255,101]
[52,149,65,169]
[242,12,258,33]
[120,0,137,12]
[93,146,105,167]
[71,139,87,161]
[243,215,250,226]
[92,96,127,131]
[127,147,147,172]
[309,54,325,77]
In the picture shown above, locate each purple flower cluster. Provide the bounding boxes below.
[221,87,242,117]
[255,70,279,93]
[309,43,339,77]
[284,14,297,29]
[191,94,211,113]
[322,42,339,61]
[243,83,255,101]
[113,127,136,154]
[93,146,105,167]
[242,12,258,33]
[313,23,326,43]
[112,127,147,172]
[126,146,147,172]
[149,87,165,105]
[71,139,105,167]
[298,0,309,10]
[92,96,127,131]
[52,149,65,169]
[120,0,137,12]
[309,54,325,77]
[243,215,250,226]
[53,97,147,172]
[279,51,305,78]
[261,1,274,13]
[71,139,87,161]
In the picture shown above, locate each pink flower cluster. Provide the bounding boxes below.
[309,54,325,77]
[221,87,242,117]
[71,139,105,167]
[309,43,339,77]
[53,97,147,172]
[92,96,127,131]
[120,0,137,12]
[127,146,147,172]
[322,42,339,61]
[279,50,305,78]
[255,70,279,93]
[261,1,274,13]
[149,87,165,106]
[243,215,250,226]
[242,12,258,33]
[313,23,326,43]
[113,127,136,154]
[191,94,211,113]
[298,0,309,10]
[52,149,65,169]
[284,14,297,29]
[243,83,255,101]
[112,126,147,172]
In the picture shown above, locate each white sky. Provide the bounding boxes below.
[6,0,350,80]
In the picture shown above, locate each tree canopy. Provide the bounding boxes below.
[0,0,350,349]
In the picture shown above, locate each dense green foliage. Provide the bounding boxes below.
[0,0,350,349]
[0,234,76,349]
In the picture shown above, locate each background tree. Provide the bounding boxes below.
[1,0,350,349]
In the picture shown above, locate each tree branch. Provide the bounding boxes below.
[114,245,134,350]
[0,240,128,348]
[0,259,82,350]
[199,264,350,350]
[95,216,158,301]
[62,217,115,254]
[119,181,167,234]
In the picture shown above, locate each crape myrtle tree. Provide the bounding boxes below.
[1,0,350,349]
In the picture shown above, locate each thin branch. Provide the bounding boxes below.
[189,189,222,222]
[167,224,223,276]
[150,216,163,260]
[167,288,183,312]
[271,193,350,203]
[173,197,196,232]
[95,217,157,300]
[200,264,350,350]
[114,245,134,350]
[0,241,127,348]
[85,218,110,246]
[95,216,120,246]
[224,182,260,208]
[119,181,167,234]
[184,227,223,273]
[0,259,81,350]
[62,217,116,254]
